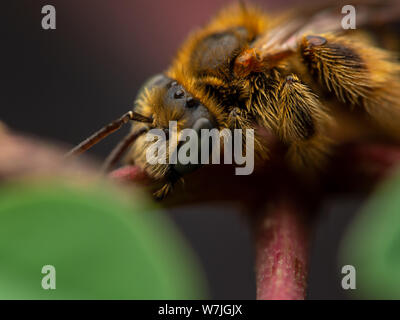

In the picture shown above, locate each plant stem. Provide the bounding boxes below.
[253,196,310,300]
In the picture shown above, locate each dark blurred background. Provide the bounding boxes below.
[1,0,370,299]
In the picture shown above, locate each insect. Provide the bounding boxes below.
[67,1,400,199]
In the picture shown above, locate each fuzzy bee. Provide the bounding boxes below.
[67,1,400,199]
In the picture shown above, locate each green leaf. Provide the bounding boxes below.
[340,168,400,299]
[0,180,207,299]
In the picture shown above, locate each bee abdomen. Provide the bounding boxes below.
[247,72,280,130]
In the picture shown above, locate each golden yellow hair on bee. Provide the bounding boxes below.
[130,1,400,194]
[67,1,400,199]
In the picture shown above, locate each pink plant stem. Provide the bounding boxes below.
[254,196,310,300]
[109,165,150,183]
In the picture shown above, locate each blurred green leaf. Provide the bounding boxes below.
[0,179,207,299]
[340,168,400,299]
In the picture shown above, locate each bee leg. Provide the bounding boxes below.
[227,107,251,153]
[301,34,400,137]
[227,107,269,160]
[277,74,332,173]
[153,183,173,201]
[227,107,250,130]
[153,170,183,200]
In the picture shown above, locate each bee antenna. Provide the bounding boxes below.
[65,111,153,158]
[101,127,148,173]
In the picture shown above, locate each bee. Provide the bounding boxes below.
[67,1,400,199]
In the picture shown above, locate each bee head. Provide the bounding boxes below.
[130,74,215,179]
